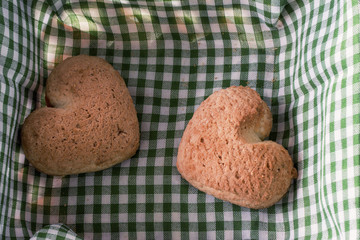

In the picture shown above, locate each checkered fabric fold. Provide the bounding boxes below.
[1,0,359,239]
[30,224,81,240]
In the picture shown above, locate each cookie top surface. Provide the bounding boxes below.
[21,55,140,175]
[177,86,297,209]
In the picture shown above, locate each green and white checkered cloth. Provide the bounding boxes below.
[1,0,359,239]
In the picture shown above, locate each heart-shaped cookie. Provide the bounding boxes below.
[21,55,140,175]
[177,86,297,209]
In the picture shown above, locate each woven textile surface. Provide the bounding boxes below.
[1,0,359,239]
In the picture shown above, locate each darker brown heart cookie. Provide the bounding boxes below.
[21,55,140,175]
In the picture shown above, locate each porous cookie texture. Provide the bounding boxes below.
[177,86,297,209]
[21,55,140,175]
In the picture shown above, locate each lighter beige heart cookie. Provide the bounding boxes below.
[177,86,297,209]
[21,55,140,175]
